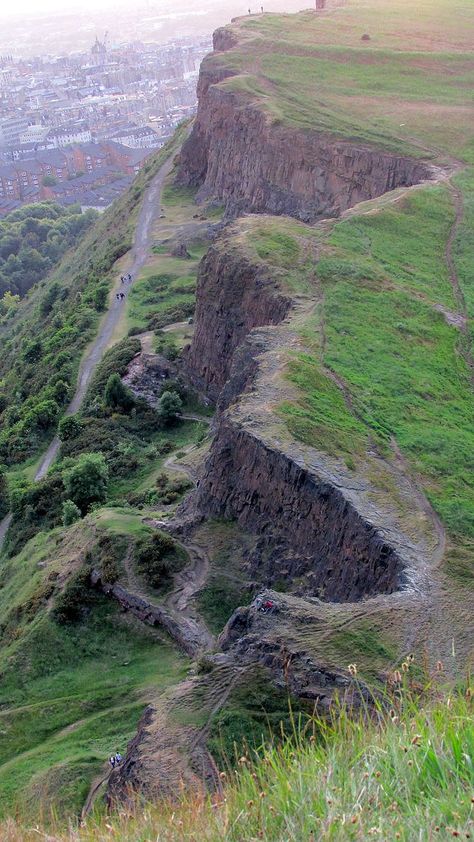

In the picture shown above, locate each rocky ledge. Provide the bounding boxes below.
[177,32,432,222]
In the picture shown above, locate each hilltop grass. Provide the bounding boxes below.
[216,0,474,160]
[279,182,474,543]
[1,683,472,840]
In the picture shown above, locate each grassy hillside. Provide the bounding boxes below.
[0,0,472,832]
[2,682,472,840]
[213,0,474,161]
[0,516,189,819]
[0,127,187,466]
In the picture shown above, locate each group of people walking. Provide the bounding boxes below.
[116,273,133,302]
[109,751,123,769]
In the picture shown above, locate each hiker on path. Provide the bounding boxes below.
[109,755,116,769]
[127,273,132,282]
[114,752,123,765]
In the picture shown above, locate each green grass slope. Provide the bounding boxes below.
[0,517,189,820]
[213,0,474,161]
[0,127,187,466]
[2,682,472,840]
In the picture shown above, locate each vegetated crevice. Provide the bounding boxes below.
[176,35,433,223]
[179,237,428,605]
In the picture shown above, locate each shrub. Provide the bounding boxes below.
[134,531,180,590]
[93,285,108,311]
[58,414,83,441]
[52,568,96,624]
[63,452,108,514]
[104,373,134,413]
[25,399,60,431]
[85,338,140,409]
[62,499,82,526]
[0,468,8,519]
[155,336,179,360]
[158,390,182,425]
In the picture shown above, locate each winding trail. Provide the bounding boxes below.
[0,150,177,548]
[81,769,111,822]
[35,152,176,482]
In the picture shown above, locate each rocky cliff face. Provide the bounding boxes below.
[177,48,431,223]
[193,420,404,602]
[179,220,425,603]
[183,239,292,400]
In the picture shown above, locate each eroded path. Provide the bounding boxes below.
[0,152,178,549]
[35,152,177,482]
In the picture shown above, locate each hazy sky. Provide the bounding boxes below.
[0,0,125,16]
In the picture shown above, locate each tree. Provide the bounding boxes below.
[134,531,177,590]
[104,373,134,413]
[158,390,183,425]
[58,414,83,441]
[0,291,20,317]
[52,379,70,404]
[62,498,82,527]
[22,340,43,363]
[93,285,108,312]
[63,452,108,513]
[42,175,57,187]
[26,399,60,430]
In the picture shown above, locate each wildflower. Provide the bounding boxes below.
[239,756,249,765]
[392,670,402,684]
[350,815,358,824]
[348,663,358,676]
[395,834,401,840]
[411,734,422,746]
[407,760,413,767]
[401,661,409,672]
[219,771,227,780]
[247,799,254,808]
[436,660,444,672]
[259,791,266,799]
[310,734,316,743]
[407,653,415,663]
[466,687,472,699]
[375,770,382,778]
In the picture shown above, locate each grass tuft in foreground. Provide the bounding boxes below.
[2,679,472,840]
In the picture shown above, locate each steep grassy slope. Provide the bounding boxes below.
[0,516,189,819]
[0,128,186,465]
[2,684,473,841]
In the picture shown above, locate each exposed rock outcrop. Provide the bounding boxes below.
[177,47,431,223]
[192,420,404,602]
[183,237,291,400]
[123,352,176,407]
[90,569,206,656]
